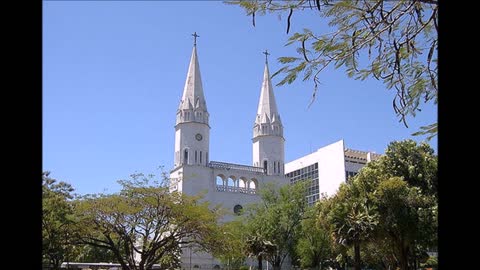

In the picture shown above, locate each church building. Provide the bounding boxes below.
[169,39,289,268]
[169,36,380,269]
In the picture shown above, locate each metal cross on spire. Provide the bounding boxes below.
[263,49,270,64]
[192,32,200,46]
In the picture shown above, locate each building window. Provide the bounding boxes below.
[195,150,198,163]
[273,161,276,173]
[263,160,268,173]
[216,175,224,186]
[239,178,246,188]
[227,177,235,187]
[184,149,188,164]
[249,179,257,190]
[200,151,202,164]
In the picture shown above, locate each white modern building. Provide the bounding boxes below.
[285,140,381,206]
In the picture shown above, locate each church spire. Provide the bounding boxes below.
[173,34,210,168]
[252,51,285,175]
[177,35,208,125]
[254,53,282,131]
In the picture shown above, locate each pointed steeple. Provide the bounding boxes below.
[179,46,207,111]
[177,44,209,125]
[256,63,280,122]
[254,59,283,137]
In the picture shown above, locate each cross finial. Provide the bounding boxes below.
[192,32,200,46]
[263,49,270,64]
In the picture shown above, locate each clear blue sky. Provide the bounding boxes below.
[43,1,437,195]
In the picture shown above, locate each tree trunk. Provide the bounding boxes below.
[398,244,410,270]
[353,241,361,270]
[51,258,59,270]
[258,255,263,270]
[272,257,281,270]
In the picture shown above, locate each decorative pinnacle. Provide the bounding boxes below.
[262,49,270,64]
[192,32,200,46]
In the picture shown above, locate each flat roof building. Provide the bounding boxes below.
[285,140,381,205]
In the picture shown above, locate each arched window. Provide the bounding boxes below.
[195,150,198,163]
[184,149,188,164]
[227,177,235,187]
[239,178,246,188]
[200,151,202,164]
[263,160,268,173]
[249,179,257,190]
[274,161,277,173]
[216,175,224,186]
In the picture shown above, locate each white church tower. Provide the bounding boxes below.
[252,51,285,175]
[174,32,210,169]
[170,40,289,269]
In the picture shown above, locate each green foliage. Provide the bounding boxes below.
[295,201,334,269]
[226,0,438,139]
[72,244,117,263]
[374,177,437,270]
[421,255,438,268]
[42,172,77,270]
[73,172,223,270]
[348,139,438,270]
[329,182,378,270]
[381,139,438,198]
[243,181,309,269]
[212,220,249,269]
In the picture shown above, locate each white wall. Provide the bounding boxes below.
[285,140,346,198]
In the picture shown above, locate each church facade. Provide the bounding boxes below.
[169,44,289,269]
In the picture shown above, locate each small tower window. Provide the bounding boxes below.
[184,149,188,164]
[200,151,202,164]
[195,151,198,163]
[263,160,268,174]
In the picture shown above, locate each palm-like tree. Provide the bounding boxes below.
[245,234,276,270]
[331,200,378,270]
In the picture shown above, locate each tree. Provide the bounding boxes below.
[227,0,438,139]
[244,181,308,270]
[329,184,378,270]
[73,173,223,270]
[381,139,438,198]
[72,244,117,263]
[245,233,277,270]
[374,177,436,270]
[212,220,249,269]
[295,198,334,270]
[42,172,77,270]
[350,139,437,270]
